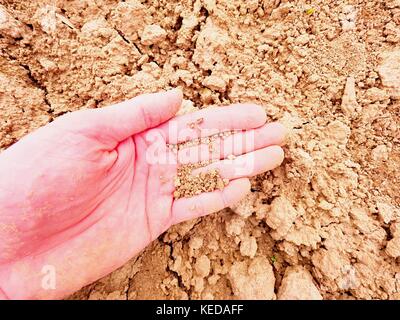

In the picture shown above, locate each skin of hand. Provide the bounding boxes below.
[0,89,285,300]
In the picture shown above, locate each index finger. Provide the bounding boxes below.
[159,104,267,144]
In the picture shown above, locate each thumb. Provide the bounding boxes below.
[64,89,183,146]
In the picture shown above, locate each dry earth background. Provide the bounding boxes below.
[1,0,400,300]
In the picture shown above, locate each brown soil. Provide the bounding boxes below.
[1,0,400,300]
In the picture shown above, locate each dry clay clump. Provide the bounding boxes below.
[0,4,26,38]
[228,257,275,300]
[378,50,400,99]
[3,0,400,301]
[277,266,322,300]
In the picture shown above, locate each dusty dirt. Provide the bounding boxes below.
[1,0,400,300]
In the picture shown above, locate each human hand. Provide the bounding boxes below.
[0,90,285,299]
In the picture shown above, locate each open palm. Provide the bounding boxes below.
[0,90,285,299]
